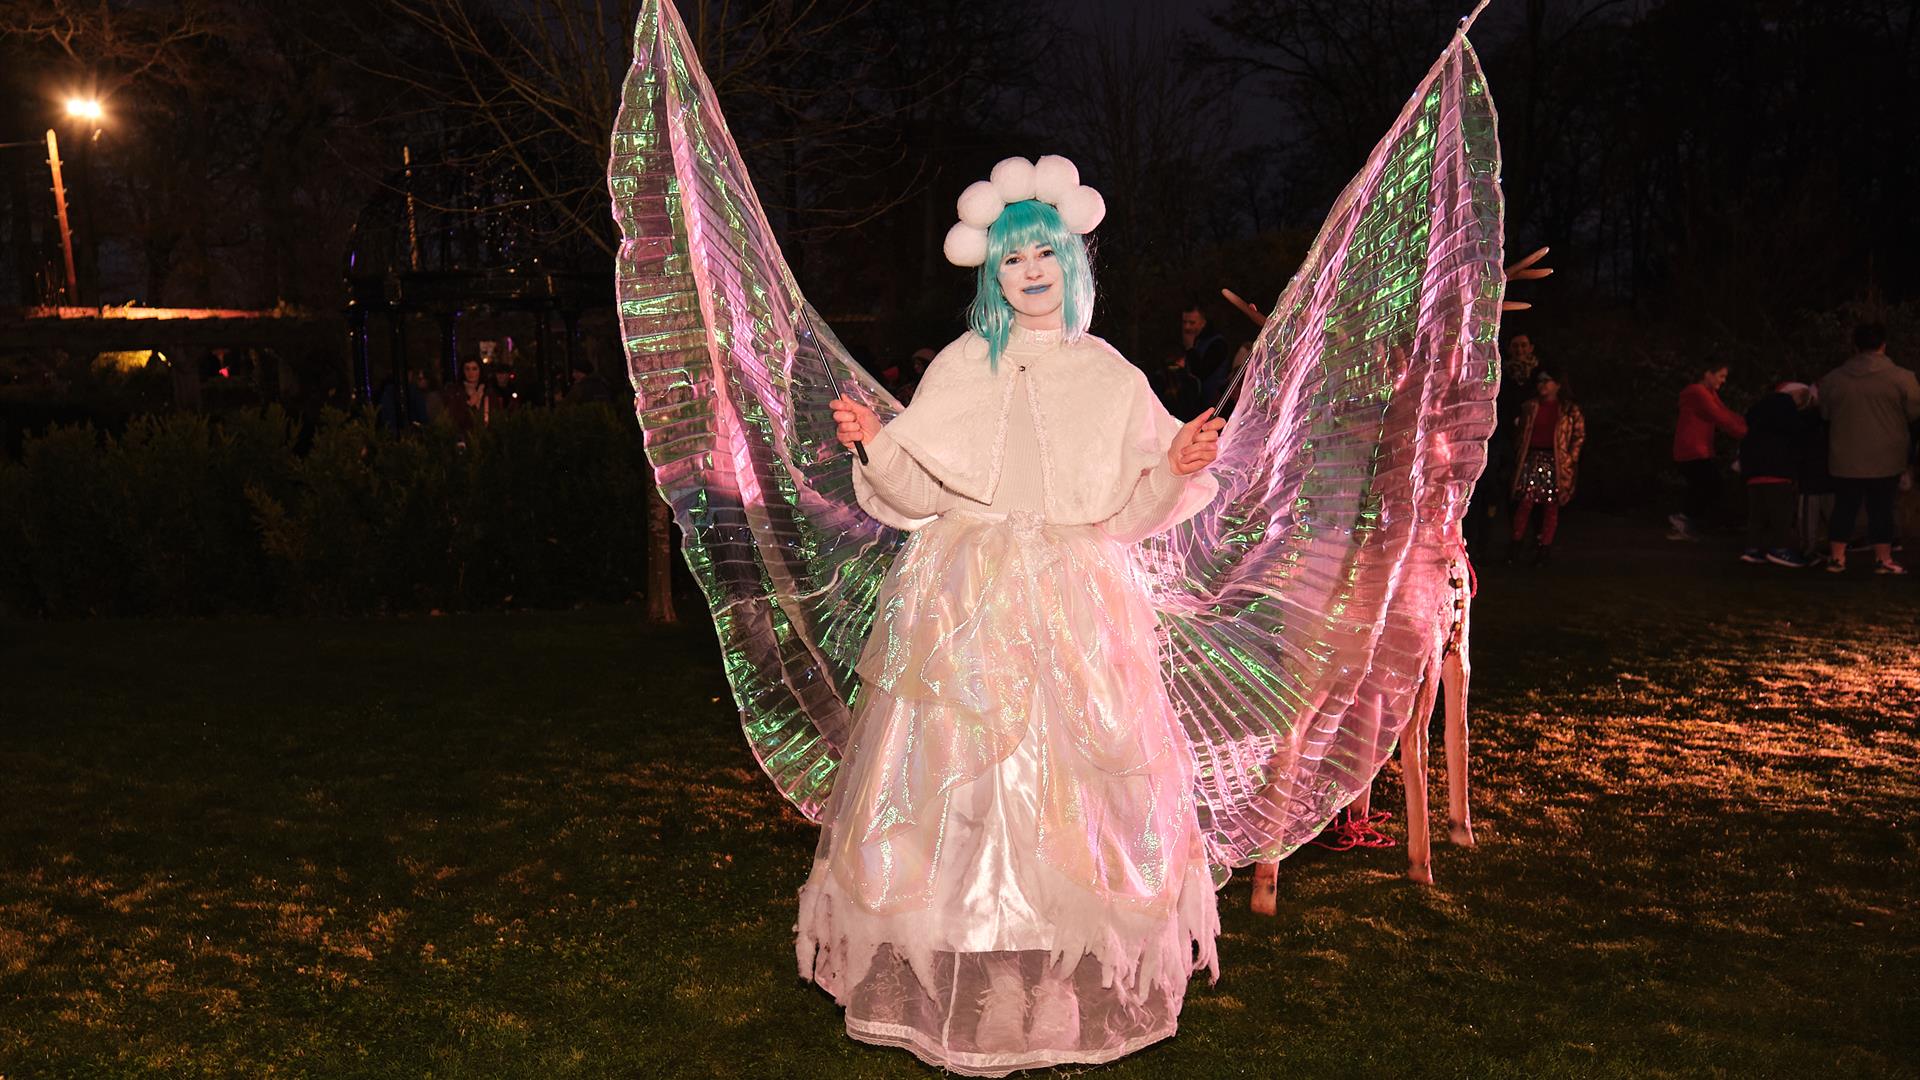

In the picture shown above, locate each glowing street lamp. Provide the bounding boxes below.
[0,97,103,304]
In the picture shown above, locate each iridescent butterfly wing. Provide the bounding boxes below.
[1138,23,1505,869]
[608,0,904,822]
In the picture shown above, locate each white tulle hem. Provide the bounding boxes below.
[796,857,1219,1075]
[844,1014,1176,1078]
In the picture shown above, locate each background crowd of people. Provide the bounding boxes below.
[1459,323,1920,575]
[1665,323,1919,574]
[371,338,626,444]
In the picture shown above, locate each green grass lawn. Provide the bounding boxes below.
[3,518,1916,1078]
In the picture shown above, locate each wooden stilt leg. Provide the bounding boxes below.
[1444,603,1475,847]
[1340,692,1378,833]
[1248,743,1300,916]
[1402,664,1440,885]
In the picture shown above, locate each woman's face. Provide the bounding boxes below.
[997,242,1064,326]
[463,360,481,383]
[1536,375,1559,400]
[1704,366,1728,390]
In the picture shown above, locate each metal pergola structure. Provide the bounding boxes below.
[342,154,613,405]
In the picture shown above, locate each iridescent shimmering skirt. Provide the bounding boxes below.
[1515,448,1559,502]
[795,510,1219,1076]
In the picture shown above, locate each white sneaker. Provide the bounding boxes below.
[1027,976,1081,1048]
[974,973,1028,1051]
[1667,513,1689,532]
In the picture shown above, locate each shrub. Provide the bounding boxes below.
[3,405,653,617]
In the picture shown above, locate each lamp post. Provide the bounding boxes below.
[1,98,102,305]
[44,128,79,304]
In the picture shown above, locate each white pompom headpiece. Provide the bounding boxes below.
[943,154,1106,268]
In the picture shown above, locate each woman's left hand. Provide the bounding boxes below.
[1170,409,1227,477]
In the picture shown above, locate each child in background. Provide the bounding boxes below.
[1508,367,1586,565]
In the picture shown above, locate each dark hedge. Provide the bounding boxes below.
[0,406,653,617]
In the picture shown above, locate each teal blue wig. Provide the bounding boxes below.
[966,199,1094,370]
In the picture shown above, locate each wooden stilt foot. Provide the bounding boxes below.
[1251,860,1278,915]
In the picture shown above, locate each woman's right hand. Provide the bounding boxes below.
[1169,409,1227,476]
[830,397,881,450]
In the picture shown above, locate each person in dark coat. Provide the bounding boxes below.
[1180,300,1233,405]
[489,363,521,415]
[1795,405,1835,560]
[1737,382,1817,567]
[564,357,615,405]
[407,369,437,428]
[440,357,493,433]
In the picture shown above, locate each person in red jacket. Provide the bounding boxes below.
[1669,363,1746,539]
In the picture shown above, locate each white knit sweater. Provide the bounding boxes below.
[852,326,1217,541]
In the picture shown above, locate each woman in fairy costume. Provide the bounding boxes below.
[802,156,1228,1074]
[611,1,1515,1072]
